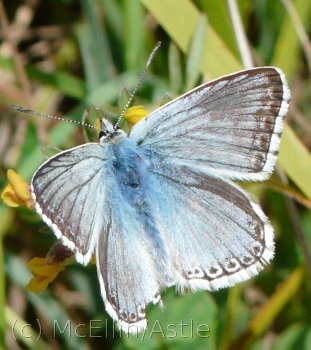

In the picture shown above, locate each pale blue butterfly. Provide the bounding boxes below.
[16,47,290,333]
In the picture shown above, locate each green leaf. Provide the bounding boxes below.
[124,290,217,349]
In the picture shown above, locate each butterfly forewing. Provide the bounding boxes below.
[129,67,290,181]
[31,143,109,265]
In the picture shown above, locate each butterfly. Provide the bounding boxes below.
[29,66,290,333]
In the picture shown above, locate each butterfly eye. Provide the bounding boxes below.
[99,130,108,138]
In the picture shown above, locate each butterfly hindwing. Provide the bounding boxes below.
[147,162,274,291]
[96,207,162,333]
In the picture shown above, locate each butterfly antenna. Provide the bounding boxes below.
[10,104,103,132]
[114,41,161,130]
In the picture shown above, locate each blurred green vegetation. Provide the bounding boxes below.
[1,0,311,349]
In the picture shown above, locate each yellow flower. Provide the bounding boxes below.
[90,254,96,264]
[1,169,33,208]
[124,105,148,124]
[94,117,102,137]
[26,243,74,294]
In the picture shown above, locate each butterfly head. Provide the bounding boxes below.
[99,117,125,144]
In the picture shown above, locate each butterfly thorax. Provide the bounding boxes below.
[104,137,151,193]
[97,116,152,198]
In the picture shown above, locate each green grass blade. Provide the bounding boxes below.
[140,0,242,77]
[6,306,52,350]
[5,252,91,350]
[100,0,123,41]
[168,42,182,93]
[185,14,206,91]
[123,0,147,70]
[230,266,305,349]
[272,0,311,82]
[196,0,239,58]
[278,125,311,200]
[78,0,115,91]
